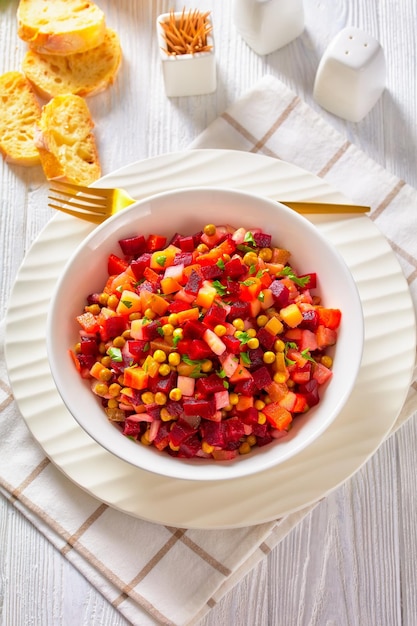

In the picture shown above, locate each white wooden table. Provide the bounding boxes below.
[1,1,417,624]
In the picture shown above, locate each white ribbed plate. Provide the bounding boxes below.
[5,149,416,529]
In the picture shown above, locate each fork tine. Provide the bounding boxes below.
[48,190,108,208]
[48,202,104,224]
[49,180,113,200]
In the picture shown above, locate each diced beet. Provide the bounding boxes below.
[173,252,193,266]
[130,253,152,279]
[299,309,319,331]
[270,280,290,308]
[224,417,246,441]
[183,397,217,419]
[178,235,195,252]
[169,419,198,446]
[255,432,273,447]
[184,269,202,295]
[204,304,227,328]
[196,373,226,396]
[192,230,203,246]
[234,378,257,395]
[256,327,276,350]
[86,292,102,305]
[222,335,241,354]
[153,422,171,449]
[253,231,272,248]
[76,354,96,369]
[200,420,225,447]
[79,338,99,355]
[246,347,265,370]
[167,300,191,313]
[127,340,150,358]
[252,422,269,437]
[182,319,206,339]
[137,280,155,294]
[100,316,126,341]
[141,403,161,419]
[123,418,143,438]
[178,433,202,457]
[251,366,273,390]
[241,407,259,425]
[227,300,249,321]
[298,378,320,407]
[154,371,177,394]
[141,320,162,341]
[224,257,246,279]
[165,400,183,418]
[118,234,146,257]
[168,232,182,247]
[187,340,213,360]
[200,264,223,280]
[224,280,241,297]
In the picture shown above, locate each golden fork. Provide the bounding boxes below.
[48,181,370,224]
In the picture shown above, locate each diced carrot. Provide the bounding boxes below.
[236,395,253,411]
[69,349,81,372]
[265,381,288,402]
[123,367,149,390]
[89,361,107,380]
[229,365,252,383]
[176,307,200,324]
[76,311,100,333]
[263,402,293,430]
[143,266,160,284]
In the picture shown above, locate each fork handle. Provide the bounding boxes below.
[279,200,369,214]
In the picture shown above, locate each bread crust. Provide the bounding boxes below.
[23,28,122,99]
[17,0,106,55]
[0,71,41,166]
[35,94,101,185]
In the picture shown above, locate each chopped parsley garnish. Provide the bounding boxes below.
[236,331,251,345]
[212,280,227,296]
[240,351,251,366]
[181,355,207,378]
[216,258,225,270]
[121,299,133,309]
[280,266,310,288]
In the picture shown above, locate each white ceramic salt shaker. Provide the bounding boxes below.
[313,27,386,122]
[232,0,304,56]
[157,12,216,97]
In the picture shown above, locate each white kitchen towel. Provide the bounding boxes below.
[1,75,416,626]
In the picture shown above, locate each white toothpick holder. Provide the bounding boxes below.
[157,12,217,97]
[232,0,304,56]
[313,27,386,122]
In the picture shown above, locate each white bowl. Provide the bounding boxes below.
[47,187,364,481]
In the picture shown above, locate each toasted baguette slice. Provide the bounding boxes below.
[22,28,122,99]
[17,0,106,55]
[0,71,41,166]
[35,94,101,185]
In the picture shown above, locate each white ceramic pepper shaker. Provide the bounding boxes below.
[232,0,304,56]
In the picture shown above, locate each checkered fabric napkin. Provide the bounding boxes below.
[1,75,416,626]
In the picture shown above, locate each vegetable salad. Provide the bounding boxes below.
[71,224,341,461]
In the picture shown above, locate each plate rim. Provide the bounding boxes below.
[5,148,416,529]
